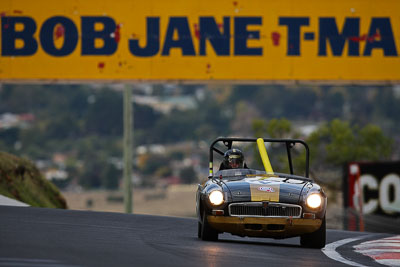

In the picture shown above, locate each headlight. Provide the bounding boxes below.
[306,194,322,209]
[209,190,224,206]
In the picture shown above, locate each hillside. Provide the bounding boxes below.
[0,151,67,209]
[0,84,398,191]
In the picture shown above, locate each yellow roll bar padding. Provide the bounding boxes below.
[257,138,274,174]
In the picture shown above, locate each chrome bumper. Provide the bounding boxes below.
[207,215,322,238]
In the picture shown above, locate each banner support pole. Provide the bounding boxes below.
[123,85,133,214]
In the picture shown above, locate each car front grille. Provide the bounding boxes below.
[229,202,302,218]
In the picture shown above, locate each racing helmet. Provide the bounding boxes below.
[223,148,244,169]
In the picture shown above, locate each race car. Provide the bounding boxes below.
[196,137,327,248]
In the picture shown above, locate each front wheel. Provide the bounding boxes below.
[300,216,326,248]
[199,210,218,241]
[197,222,202,238]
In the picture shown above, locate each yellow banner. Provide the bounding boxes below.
[1,0,399,82]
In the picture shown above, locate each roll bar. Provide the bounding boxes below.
[208,137,310,178]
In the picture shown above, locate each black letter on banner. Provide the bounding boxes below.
[162,17,195,56]
[1,16,38,56]
[81,17,117,55]
[199,17,230,56]
[319,18,360,56]
[40,16,78,56]
[129,17,160,57]
[279,17,309,56]
[234,17,262,56]
[364,18,397,56]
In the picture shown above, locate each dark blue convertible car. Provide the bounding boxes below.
[196,137,327,248]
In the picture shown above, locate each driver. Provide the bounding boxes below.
[222,148,244,169]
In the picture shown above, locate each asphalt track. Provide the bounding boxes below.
[0,206,394,267]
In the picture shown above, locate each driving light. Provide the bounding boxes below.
[209,190,224,206]
[306,194,322,209]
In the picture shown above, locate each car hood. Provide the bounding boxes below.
[223,176,307,204]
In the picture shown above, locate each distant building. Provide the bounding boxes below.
[0,113,35,130]
[133,95,197,114]
[45,169,68,181]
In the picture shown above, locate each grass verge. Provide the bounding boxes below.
[0,151,67,209]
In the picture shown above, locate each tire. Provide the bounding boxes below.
[200,209,219,241]
[300,216,326,248]
[198,222,202,238]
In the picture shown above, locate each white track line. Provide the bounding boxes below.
[322,236,370,267]
[376,259,400,267]
[356,249,400,254]
[355,243,400,248]
[0,195,29,207]
[355,235,400,267]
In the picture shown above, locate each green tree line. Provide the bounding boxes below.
[0,84,398,189]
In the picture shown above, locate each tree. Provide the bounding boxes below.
[231,101,260,136]
[252,118,393,179]
[252,118,295,139]
[266,118,293,138]
[179,166,197,184]
[85,88,123,136]
[139,154,170,176]
[307,119,393,168]
[101,164,121,190]
[252,118,301,172]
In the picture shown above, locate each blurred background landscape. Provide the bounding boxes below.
[1,83,399,229]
